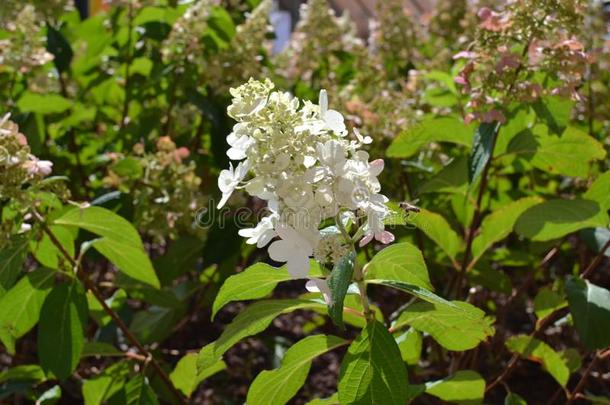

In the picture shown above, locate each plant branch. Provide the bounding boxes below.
[32,210,187,404]
[486,239,606,395]
[581,237,610,279]
[485,307,569,394]
[565,349,608,404]
[336,213,372,320]
[451,123,501,299]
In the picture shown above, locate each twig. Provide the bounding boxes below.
[485,307,569,394]
[451,122,501,299]
[451,31,539,299]
[565,349,610,404]
[486,240,606,396]
[32,210,187,404]
[581,238,610,279]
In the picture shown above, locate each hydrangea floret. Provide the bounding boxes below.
[217,79,394,299]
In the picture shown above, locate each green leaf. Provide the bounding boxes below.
[90,238,160,289]
[584,171,610,210]
[129,57,153,76]
[0,365,46,384]
[328,252,355,329]
[130,304,186,345]
[533,287,567,325]
[0,236,29,297]
[338,320,411,405]
[565,277,610,350]
[54,207,160,288]
[581,227,610,258]
[515,199,609,241]
[425,370,485,405]
[365,243,433,290]
[46,24,73,73]
[110,157,143,180]
[208,6,236,42]
[247,335,347,405]
[409,209,461,262]
[30,225,75,270]
[125,375,159,405]
[133,6,183,26]
[530,126,606,177]
[17,93,72,114]
[395,328,422,365]
[81,342,123,358]
[505,335,569,387]
[504,392,527,405]
[38,281,88,380]
[386,117,474,158]
[197,299,324,371]
[392,300,494,351]
[82,362,130,405]
[419,156,468,194]
[306,393,340,405]
[87,289,127,327]
[0,268,55,353]
[366,279,454,308]
[495,107,536,155]
[533,95,573,134]
[469,122,500,183]
[470,197,543,267]
[170,353,225,398]
[559,348,582,373]
[54,206,142,249]
[212,263,290,319]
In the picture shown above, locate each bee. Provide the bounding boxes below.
[399,201,420,213]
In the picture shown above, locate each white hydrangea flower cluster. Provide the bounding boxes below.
[218,79,394,298]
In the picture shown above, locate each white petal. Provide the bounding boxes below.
[227,147,247,160]
[319,89,328,115]
[257,229,276,248]
[286,255,311,278]
[268,240,291,262]
[217,191,232,209]
[325,110,346,133]
[238,228,255,238]
[303,155,317,168]
[306,279,333,304]
[218,168,235,193]
[369,159,384,176]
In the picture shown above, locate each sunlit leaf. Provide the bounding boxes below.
[248,335,347,405]
[338,321,413,405]
[365,243,433,290]
[409,209,461,262]
[393,300,494,351]
[0,268,55,353]
[425,370,485,405]
[471,197,543,267]
[515,199,609,241]
[387,117,474,158]
[197,300,324,371]
[505,335,569,387]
